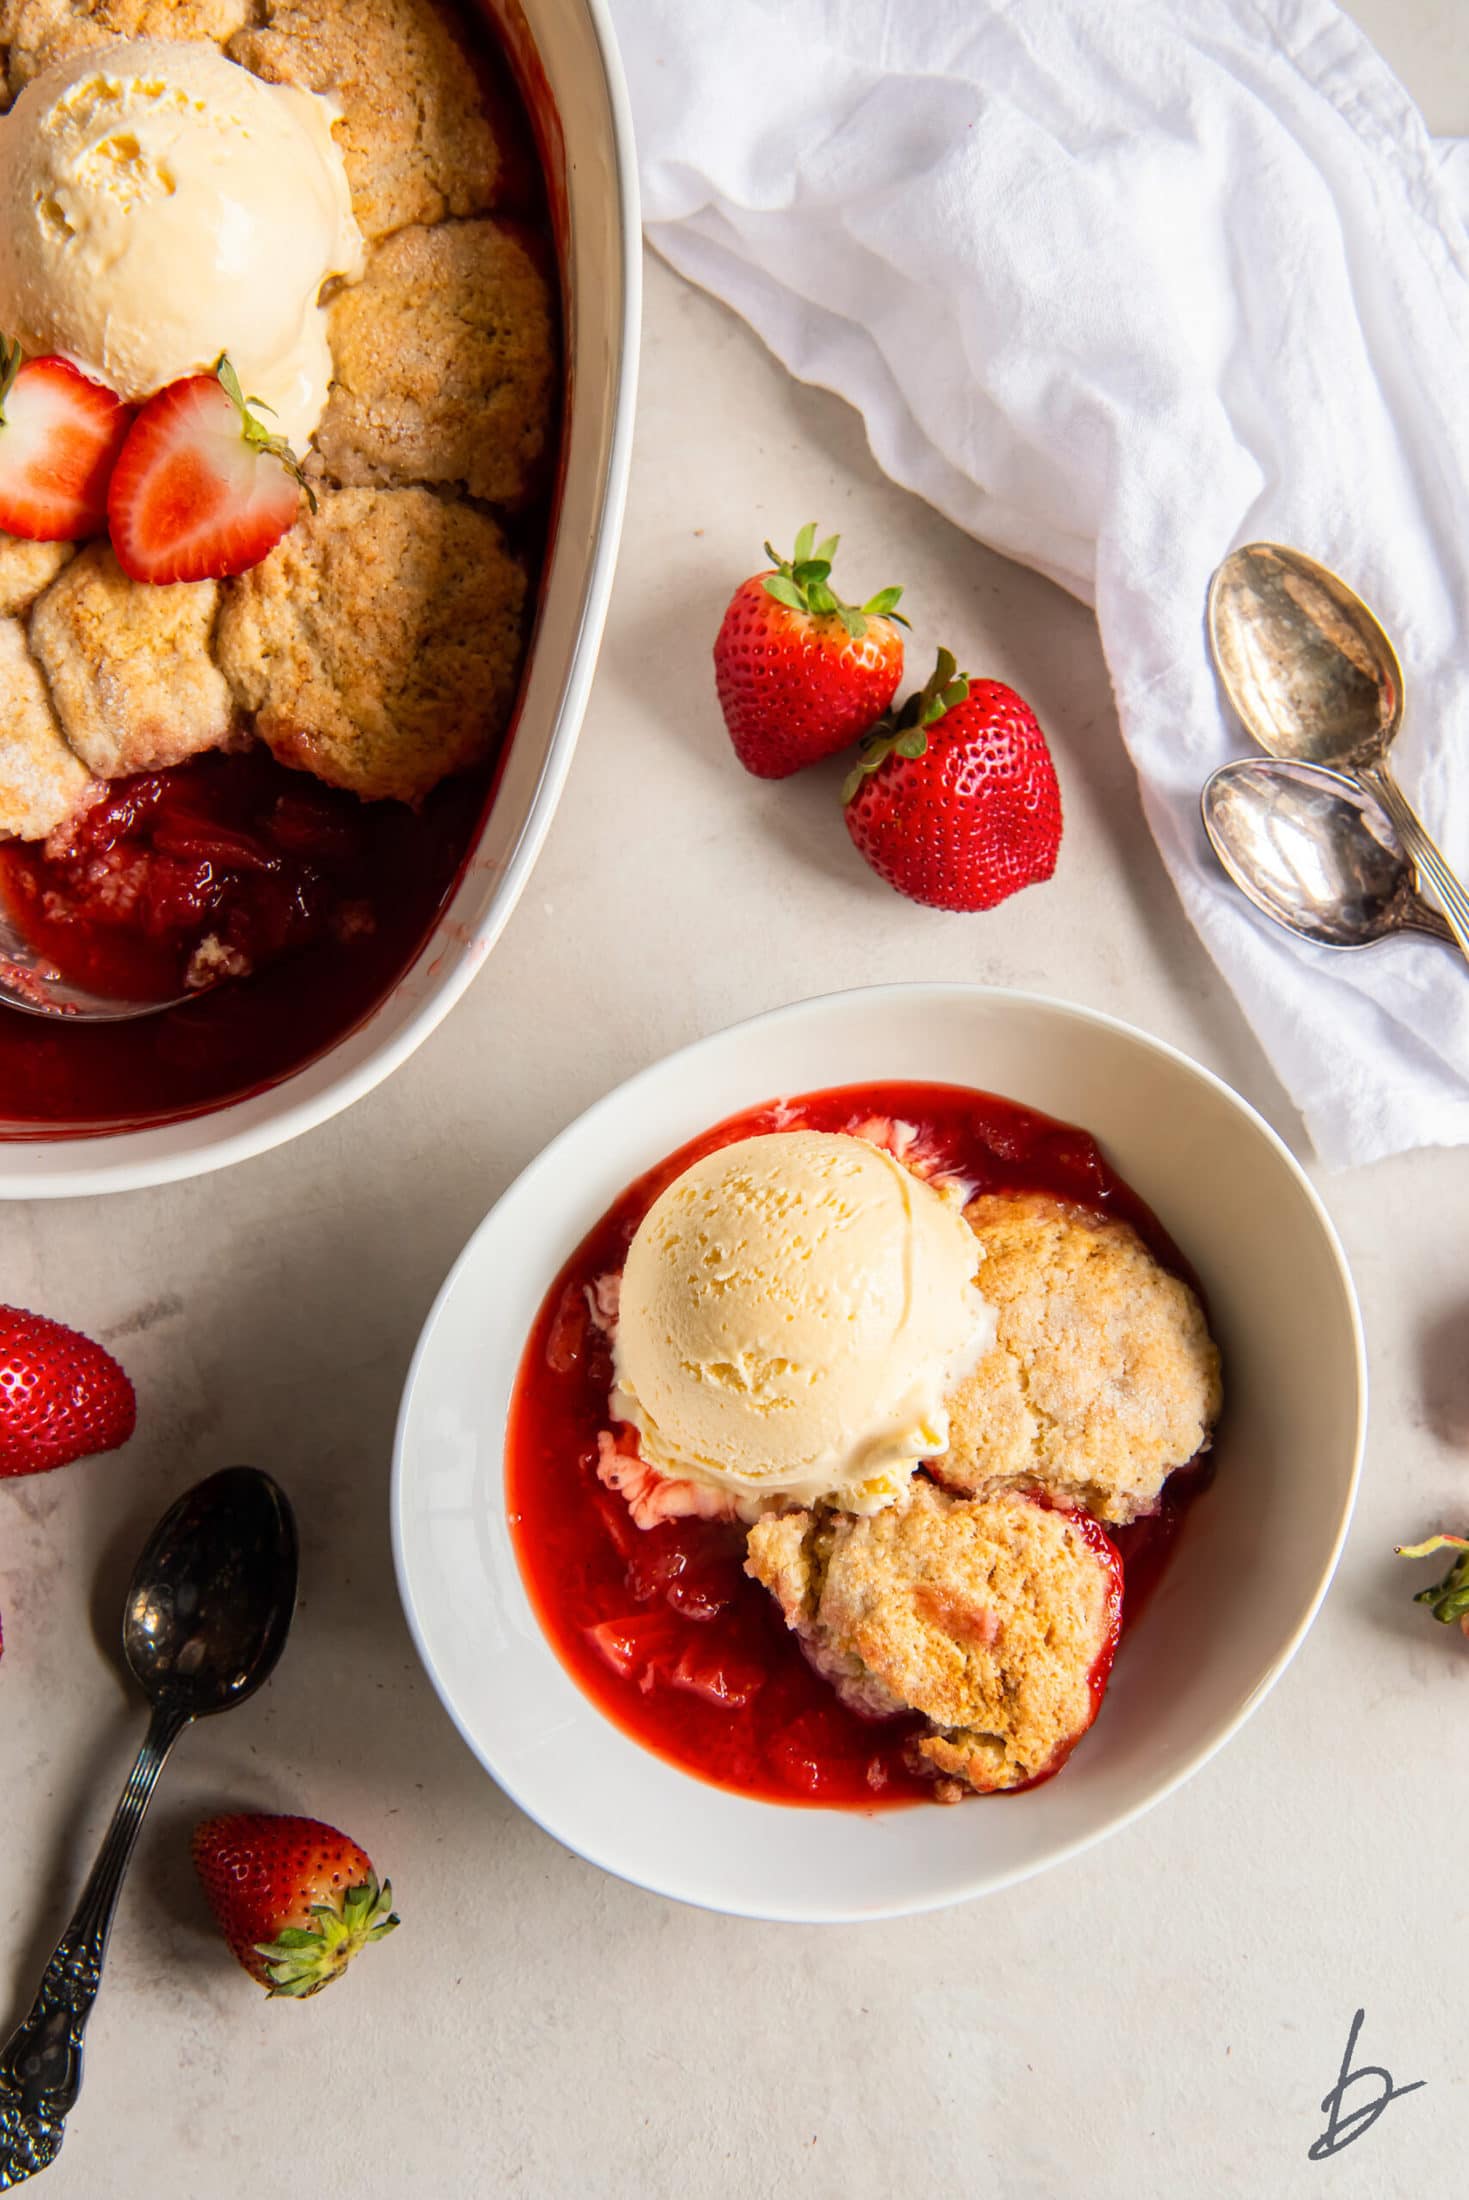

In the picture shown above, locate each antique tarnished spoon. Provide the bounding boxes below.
[1207,541,1469,963]
[0,1468,298,2188]
[1202,757,1455,951]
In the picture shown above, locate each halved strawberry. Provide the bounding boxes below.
[108,355,310,586]
[0,335,133,543]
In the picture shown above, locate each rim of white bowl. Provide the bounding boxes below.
[0,0,642,1200]
[392,981,1368,1921]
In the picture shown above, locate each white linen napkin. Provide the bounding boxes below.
[611,0,1469,1168]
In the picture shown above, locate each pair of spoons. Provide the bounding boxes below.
[1204,542,1469,957]
[0,1469,297,2188]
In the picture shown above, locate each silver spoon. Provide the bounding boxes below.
[1206,542,1469,963]
[0,1467,298,2188]
[0,919,191,1023]
[1203,757,1454,951]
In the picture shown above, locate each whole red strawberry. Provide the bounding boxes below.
[192,1813,399,1999]
[0,1305,136,1477]
[843,650,1062,911]
[713,522,907,778]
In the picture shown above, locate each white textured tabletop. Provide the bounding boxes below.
[5,7,1469,2195]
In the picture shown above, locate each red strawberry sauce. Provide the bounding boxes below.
[0,748,489,1135]
[506,1080,1212,1811]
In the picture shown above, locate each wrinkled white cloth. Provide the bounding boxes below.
[612,0,1469,1168]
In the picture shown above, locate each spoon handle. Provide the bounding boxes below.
[1364,765,1469,963]
[0,1700,191,2190]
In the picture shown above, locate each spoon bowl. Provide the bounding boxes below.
[1202,758,1453,951]
[122,1466,300,1714]
[0,915,190,1023]
[1206,543,1402,770]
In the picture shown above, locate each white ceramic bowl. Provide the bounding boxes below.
[393,984,1366,1921]
[0,0,640,1197]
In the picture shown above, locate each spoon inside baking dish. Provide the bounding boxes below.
[0,914,192,1022]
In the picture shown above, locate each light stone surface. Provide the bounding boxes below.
[3,7,1469,2195]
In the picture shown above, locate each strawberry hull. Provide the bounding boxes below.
[845,672,1063,911]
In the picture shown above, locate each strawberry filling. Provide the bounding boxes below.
[0,746,490,1133]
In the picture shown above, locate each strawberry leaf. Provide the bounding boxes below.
[754,523,905,634]
[213,351,315,512]
[1399,1533,1469,1627]
[896,729,928,759]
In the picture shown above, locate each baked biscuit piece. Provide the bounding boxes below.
[217,485,527,805]
[2,0,249,92]
[0,615,95,838]
[29,545,238,777]
[0,532,73,619]
[939,1191,1221,1525]
[314,221,554,506]
[229,0,531,242]
[746,1480,1121,1796]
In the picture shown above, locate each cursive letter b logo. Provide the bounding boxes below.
[1309,2008,1424,2161]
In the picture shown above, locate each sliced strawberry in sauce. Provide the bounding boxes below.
[587,1611,682,1685]
[544,1282,591,1376]
[665,1561,739,1622]
[625,1532,691,1604]
[966,1098,1038,1165]
[267,792,359,865]
[1039,1128,1108,1199]
[151,816,282,874]
[668,1641,765,1710]
[592,1488,641,1564]
[766,1705,889,1797]
[138,857,226,938]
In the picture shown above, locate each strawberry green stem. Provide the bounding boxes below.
[253,1873,399,1999]
[213,352,316,512]
[760,519,908,641]
[1397,1533,1469,1632]
[840,646,970,804]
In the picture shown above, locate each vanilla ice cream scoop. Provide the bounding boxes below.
[0,40,364,448]
[611,1130,995,1514]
